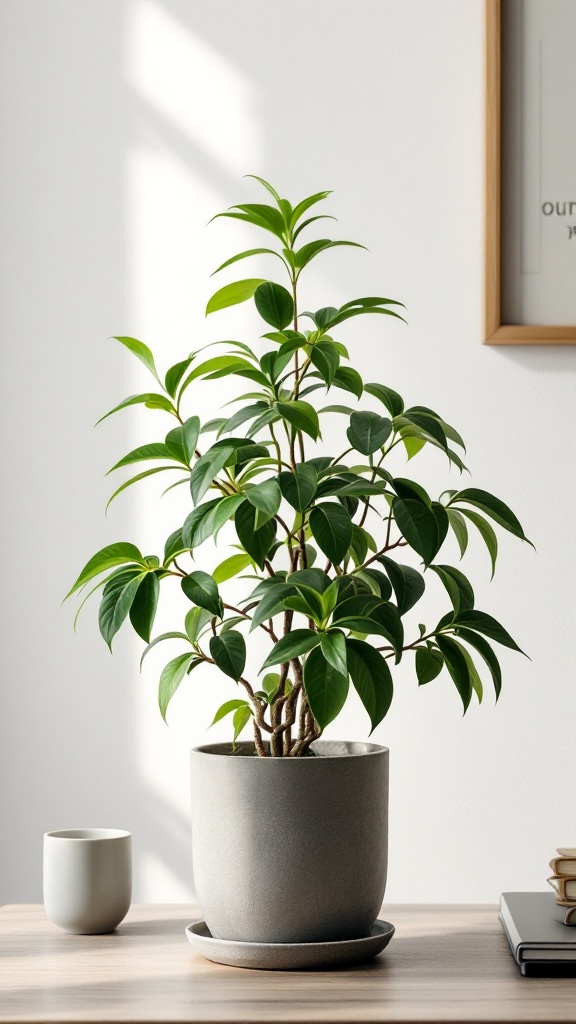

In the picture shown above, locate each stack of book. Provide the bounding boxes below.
[547,847,576,924]
[500,892,576,975]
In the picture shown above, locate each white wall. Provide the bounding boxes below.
[1,0,575,907]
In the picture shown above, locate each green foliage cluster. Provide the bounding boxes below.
[67,177,531,756]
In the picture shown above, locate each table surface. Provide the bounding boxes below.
[1,903,575,1024]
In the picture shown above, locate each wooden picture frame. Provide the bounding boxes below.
[484,0,576,345]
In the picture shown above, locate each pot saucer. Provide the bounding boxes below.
[185,919,394,970]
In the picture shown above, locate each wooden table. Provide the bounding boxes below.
[1,904,575,1023]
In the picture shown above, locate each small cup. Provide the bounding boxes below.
[43,828,132,934]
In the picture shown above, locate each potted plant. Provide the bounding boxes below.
[67,177,530,951]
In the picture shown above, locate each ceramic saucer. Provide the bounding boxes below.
[185,919,394,970]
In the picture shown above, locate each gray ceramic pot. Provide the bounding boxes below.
[191,740,388,943]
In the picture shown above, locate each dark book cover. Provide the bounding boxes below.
[500,892,576,976]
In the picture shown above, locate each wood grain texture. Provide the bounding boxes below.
[483,0,576,346]
[1,904,576,1024]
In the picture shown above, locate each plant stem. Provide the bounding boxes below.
[253,721,266,757]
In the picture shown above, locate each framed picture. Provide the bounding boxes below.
[484,0,576,345]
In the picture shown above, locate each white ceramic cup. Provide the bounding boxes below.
[43,828,132,934]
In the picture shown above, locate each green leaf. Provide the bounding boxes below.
[129,573,160,643]
[332,611,399,646]
[402,436,426,460]
[222,202,286,238]
[392,478,431,507]
[232,705,253,746]
[378,557,425,615]
[278,464,318,511]
[292,213,337,242]
[251,584,295,629]
[218,402,268,436]
[159,653,196,721]
[139,632,191,670]
[165,356,194,397]
[289,190,332,229]
[191,494,245,548]
[66,542,144,599]
[165,417,200,464]
[408,407,466,451]
[459,509,498,578]
[318,477,387,499]
[415,643,444,685]
[320,404,355,416]
[346,525,367,567]
[244,174,282,202]
[347,411,391,455]
[455,627,502,700]
[246,479,281,529]
[355,568,393,601]
[261,347,294,383]
[277,400,320,440]
[309,503,353,565]
[213,552,252,584]
[99,569,144,649]
[221,616,250,634]
[452,610,525,654]
[254,282,294,329]
[181,498,220,548]
[303,646,348,729]
[105,466,181,512]
[368,602,404,655]
[399,412,448,451]
[392,497,439,566]
[364,382,404,417]
[432,502,449,554]
[184,607,213,642]
[212,248,285,275]
[162,528,188,566]
[447,508,469,559]
[294,239,366,270]
[180,356,258,399]
[339,296,405,312]
[435,635,472,712]
[72,573,116,630]
[95,392,177,425]
[287,583,325,623]
[246,408,282,438]
[328,302,406,329]
[210,698,251,725]
[189,446,234,505]
[261,672,281,699]
[261,629,321,669]
[209,630,246,680]
[181,571,222,617]
[346,638,393,730]
[320,629,347,675]
[332,367,363,398]
[205,279,267,315]
[235,500,277,570]
[450,488,531,544]
[288,568,332,593]
[457,642,483,702]
[113,336,160,383]
[108,443,178,472]
[309,342,340,386]
[429,565,474,615]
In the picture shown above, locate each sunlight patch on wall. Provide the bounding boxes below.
[126,0,257,173]
[138,850,193,902]
[121,2,262,882]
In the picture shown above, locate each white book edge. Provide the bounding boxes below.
[523,948,576,961]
